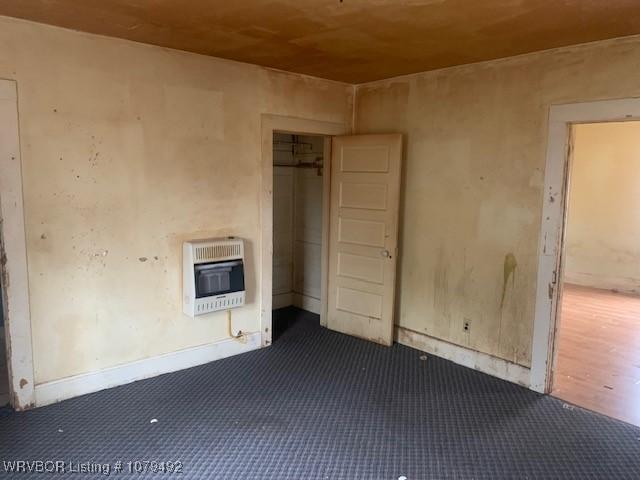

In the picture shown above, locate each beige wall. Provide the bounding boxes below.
[0,16,353,384]
[6,11,640,388]
[565,122,640,294]
[355,35,640,367]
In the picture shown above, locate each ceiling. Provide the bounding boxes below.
[2,0,640,83]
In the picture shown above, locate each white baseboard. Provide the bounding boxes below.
[564,272,640,296]
[272,293,293,310]
[293,293,321,314]
[273,292,320,314]
[395,326,531,388]
[34,332,262,407]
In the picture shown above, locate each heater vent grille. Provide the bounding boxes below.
[183,237,245,316]
[194,243,241,262]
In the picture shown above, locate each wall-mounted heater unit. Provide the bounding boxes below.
[183,237,245,317]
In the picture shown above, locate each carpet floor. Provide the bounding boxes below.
[0,307,639,479]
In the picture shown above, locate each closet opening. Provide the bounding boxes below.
[271,132,327,342]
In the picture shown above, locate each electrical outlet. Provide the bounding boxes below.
[463,320,471,333]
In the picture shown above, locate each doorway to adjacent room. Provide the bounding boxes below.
[550,121,640,426]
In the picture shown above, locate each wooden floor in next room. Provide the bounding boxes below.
[553,284,640,427]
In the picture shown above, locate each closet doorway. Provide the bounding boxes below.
[260,115,402,349]
[272,133,327,341]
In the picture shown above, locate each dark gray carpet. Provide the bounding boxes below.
[0,307,639,479]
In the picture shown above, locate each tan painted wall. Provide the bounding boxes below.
[0,16,353,384]
[565,122,640,295]
[355,35,640,367]
[6,11,640,386]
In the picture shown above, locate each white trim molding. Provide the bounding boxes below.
[396,326,531,387]
[530,97,640,393]
[0,79,35,410]
[260,115,349,348]
[292,293,320,315]
[563,272,640,296]
[34,332,261,407]
[272,293,321,314]
[272,293,294,310]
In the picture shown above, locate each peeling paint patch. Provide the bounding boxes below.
[19,378,28,388]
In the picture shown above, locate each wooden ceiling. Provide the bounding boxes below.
[2,0,640,83]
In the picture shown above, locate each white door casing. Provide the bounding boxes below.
[0,79,35,409]
[530,98,640,393]
[260,115,349,346]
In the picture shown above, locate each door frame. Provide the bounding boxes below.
[0,79,35,410]
[260,115,349,347]
[530,97,640,393]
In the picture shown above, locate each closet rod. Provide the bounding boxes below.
[273,162,322,168]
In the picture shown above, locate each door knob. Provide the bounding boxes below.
[381,249,391,258]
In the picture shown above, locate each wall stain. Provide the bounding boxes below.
[500,253,517,308]
[0,244,8,290]
[433,247,450,320]
[19,378,28,388]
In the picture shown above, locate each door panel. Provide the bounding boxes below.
[337,252,384,284]
[339,183,388,210]
[338,217,386,247]
[327,134,402,346]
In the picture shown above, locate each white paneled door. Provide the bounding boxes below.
[327,134,402,346]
